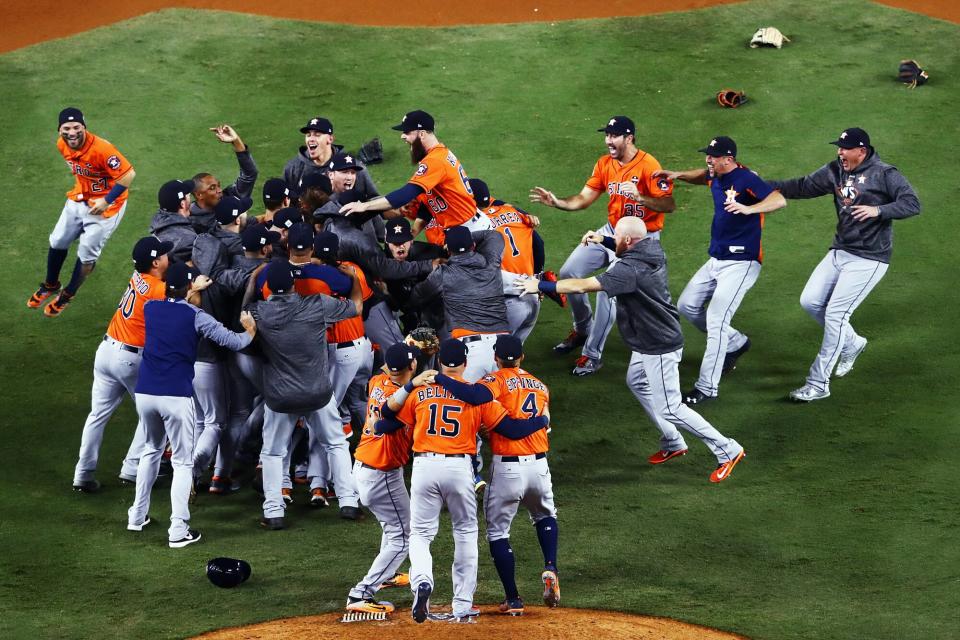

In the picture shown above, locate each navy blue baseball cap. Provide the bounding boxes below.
[494,335,524,362]
[385,342,421,372]
[438,338,468,367]
[157,179,195,211]
[300,116,333,134]
[831,127,871,150]
[299,172,332,195]
[241,224,280,252]
[262,178,290,205]
[385,218,413,244]
[468,178,491,208]
[287,222,315,251]
[444,226,473,254]
[392,110,435,132]
[699,136,737,157]
[214,195,253,225]
[132,236,174,271]
[165,261,200,291]
[265,261,295,294]
[271,207,303,231]
[328,153,361,172]
[58,107,85,128]
[314,231,340,256]
[598,115,635,136]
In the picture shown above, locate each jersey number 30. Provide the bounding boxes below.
[426,404,461,438]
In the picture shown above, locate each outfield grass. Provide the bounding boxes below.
[0,1,958,638]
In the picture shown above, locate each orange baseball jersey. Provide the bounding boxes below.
[584,150,672,231]
[106,271,166,347]
[401,194,445,246]
[395,375,509,455]
[327,260,372,344]
[484,201,535,276]
[57,132,133,218]
[479,367,550,456]
[355,373,414,470]
[407,144,478,229]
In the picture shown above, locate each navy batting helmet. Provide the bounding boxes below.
[206,557,252,588]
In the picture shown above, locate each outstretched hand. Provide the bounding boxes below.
[529,187,558,207]
[209,124,238,143]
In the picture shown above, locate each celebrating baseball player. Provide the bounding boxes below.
[765,127,920,401]
[188,125,258,233]
[28,108,136,317]
[529,115,674,376]
[517,217,745,482]
[655,136,786,404]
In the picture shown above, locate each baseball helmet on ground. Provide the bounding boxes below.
[206,557,252,588]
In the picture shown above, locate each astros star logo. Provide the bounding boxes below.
[393,225,403,234]
[709,139,718,147]
[724,187,739,203]
[345,155,353,163]
[840,131,848,139]
[310,118,319,125]
[857,176,866,184]
[608,118,616,126]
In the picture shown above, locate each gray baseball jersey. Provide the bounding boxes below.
[149,209,197,264]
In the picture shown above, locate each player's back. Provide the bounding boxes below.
[106,271,167,348]
[356,373,414,470]
[481,367,550,456]
[484,201,535,276]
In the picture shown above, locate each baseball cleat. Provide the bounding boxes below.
[684,388,716,405]
[281,488,293,505]
[834,337,867,378]
[498,596,525,616]
[169,529,202,548]
[72,480,101,493]
[721,338,751,374]
[539,271,567,308]
[554,330,587,354]
[259,516,286,530]
[474,472,487,496]
[571,355,602,376]
[309,487,330,508]
[118,473,137,485]
[43,291,73,317]
[27,282,61,308]
[449,607,480,623]
[346,596,395,614]
[339,506,364,521]
[789,384,830,402]
[542,570,561,607]
[710,449,745,483]
[647,448,688,465]
[127,515,151,532]
[379,572,410,589]
[208,475,237,494]
[412,582,432,623]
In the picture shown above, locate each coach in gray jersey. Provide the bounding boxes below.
[518,217,746,483]
[764,127,920,402]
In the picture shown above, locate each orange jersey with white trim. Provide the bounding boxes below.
[106,271,166,347]
[395,375,509,454]
[408,144,478,229]
[401,194,445,246]
[479,367,550,456]
[327,261,372,343]
[584,150,672,231]
[58,132,133,218]
[355,373,414,470]
[484,200,535,276]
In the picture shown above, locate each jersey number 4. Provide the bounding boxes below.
[426,404,461,438]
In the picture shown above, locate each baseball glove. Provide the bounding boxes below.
[717,89,748,109]
[406,326,440,356]
[358,137,383,165]
[898,59,929,88]
[749,26,790,49]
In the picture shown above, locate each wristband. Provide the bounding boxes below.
[104,184,127,204]
[538,280,558,294]
[390,383,412,406]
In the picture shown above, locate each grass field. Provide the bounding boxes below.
[0,1,958,638]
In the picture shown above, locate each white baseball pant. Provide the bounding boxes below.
[49,200,127,263]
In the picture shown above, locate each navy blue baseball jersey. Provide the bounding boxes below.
[707,165,774,262]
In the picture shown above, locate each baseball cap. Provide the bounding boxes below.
[262,178,290,205]
[598,115,635,136]
[468,178,491,208]
[214,195,253,225]
[314,231,340,256]
[494,335,524,362]
[299,172,332,195]
[271,207,303,231]
[385,218,414,244]
[384,342,421,372]
[299,116,334,134]
[328,153,361,172]
[165,261,200,291]
[132,236,174,271]
[287,222,315,251]
[157,179,196,211]
[438,338,468,367]
[699,136,738,157]
[444,226,473,254]
[392,110,435,132]
[241,224,280,252]
[58,107,85,129]
[830,127,871,150]
[265,261,295,294]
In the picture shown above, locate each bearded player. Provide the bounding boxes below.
[28,108,136,317]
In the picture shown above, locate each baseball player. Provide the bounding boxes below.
[529,116,674,376]
[375,339,550,623]
[517,217,745,483]
[284,117,381,199]
[255,178,291,227]
[339,110,492,233]
[189,125,258,233]
[71,231,179,492]
[765,127,920,401]
[430,335,560,614]
[127,262,256,547]
[654,137,786,404]
[28,108,136,317]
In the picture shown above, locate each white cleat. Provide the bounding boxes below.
[789,384,830,403]
[834,337,867,378]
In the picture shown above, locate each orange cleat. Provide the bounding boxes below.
[710,449,745,483]
[647,448,688,465]
[27,282,60,308]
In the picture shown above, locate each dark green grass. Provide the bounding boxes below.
[1,1,958,638]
